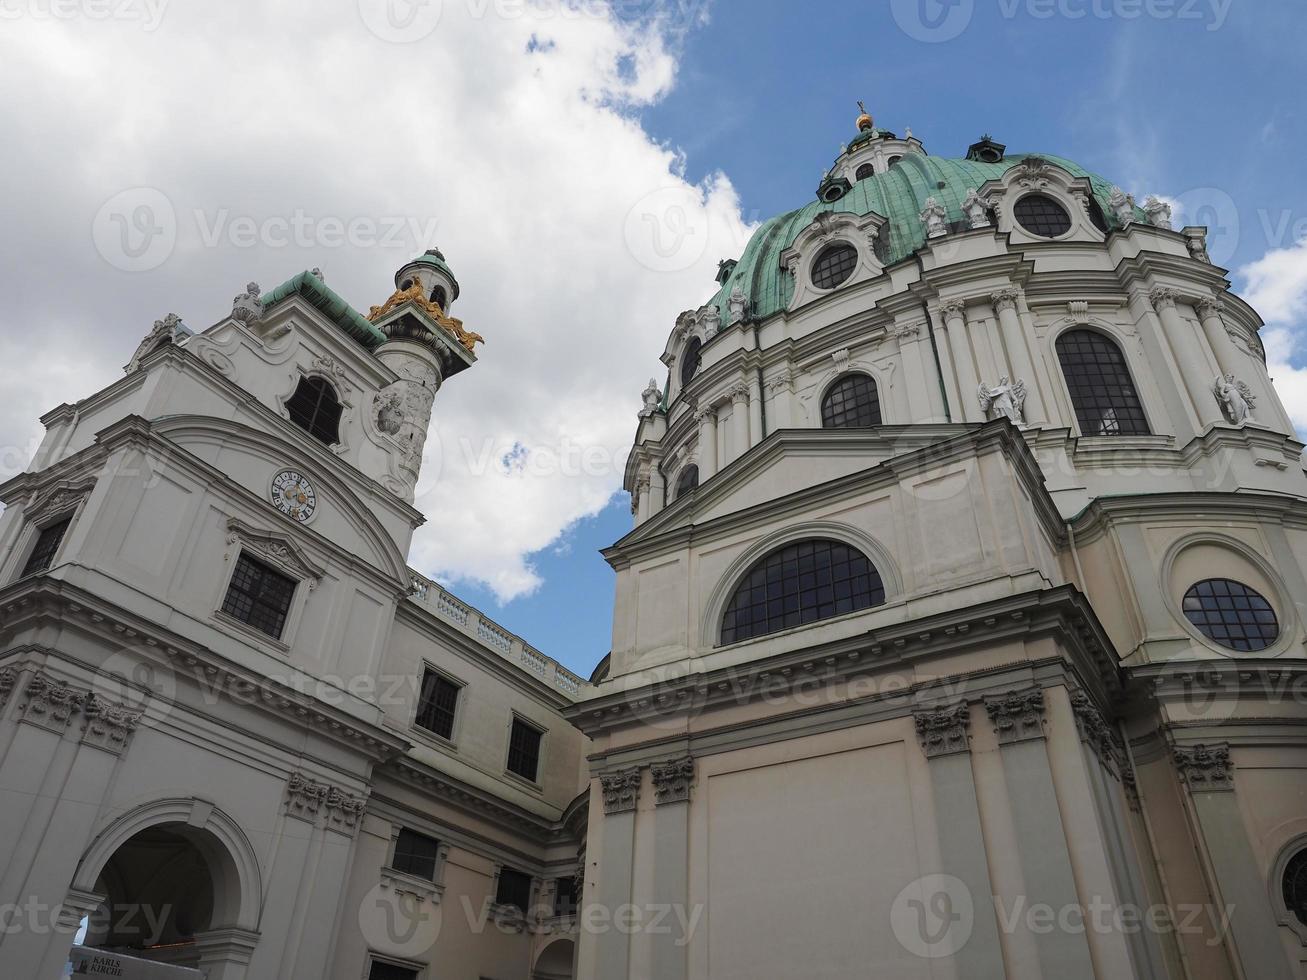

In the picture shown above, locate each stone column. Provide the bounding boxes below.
[984,689,1096,976]
[1173,744,1294,979]
[650,757,696,980]
[1151,287,1225,430]
[896,323,940,422]
[594,768,642,980]
[728,383,750,463]
[991,288,1045,424]
[648,459,667,517]
[635,475,651,524]
[747,377,764,446]
[911,704,1005,980]
[696,408,718,479]
[1197,297,1284,428]
[765,371,795,429]
[942,300,982,422]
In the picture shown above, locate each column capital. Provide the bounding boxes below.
[765,369,794,393]
[990,286,1022,312]
[600,766,643,814]
[1173,743,1233,793]
[18,671,84,734]
[284,772,368,834]
[1068,691,1119,771]
[728,381,750,405]
[939,298,967,322]
[1148,285,1178,311]
[650,756,696,805]
[80,693,143,756]
[984,687,1047,745]
[912,703,971,758]
[695,405,718,424]
[1197,296,1227,320]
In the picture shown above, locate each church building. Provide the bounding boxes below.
[1,107,1305,979]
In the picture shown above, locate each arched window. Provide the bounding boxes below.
[811,243,859,290]
[855,163,875,181]
[285,376,343,445]
[1014,194,1072,238]
[430,285,448,310]
[1284,849,1307,927]
[887,155,903,167]
[1055,330,1149,436]
[1182,579,1279,652]
[680,337,703,388]
[821,373,882,428]
[674,465,699,500]
[721,539,886,643]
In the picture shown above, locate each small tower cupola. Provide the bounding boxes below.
[394,247,461,314]
[966,134,1007,164]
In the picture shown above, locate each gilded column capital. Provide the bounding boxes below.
[1173,743,1233,793]
[650,756,696,805]
[912,703,971,759]
[984,688,1047,745]
[600,766,643,815]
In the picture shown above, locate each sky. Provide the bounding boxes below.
[1,0,1306,678]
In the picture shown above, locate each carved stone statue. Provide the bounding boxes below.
[310,267,325,283]
[1213,374,1255,424]
[702,304,722,335]
[1185,230,1211,264]
[1143,196,1173,230]
[231,282,264,325]
[962,189,991,230]
[639,378,661,418]
[978,377,1027,425]
[919,197,948,239]
[1108,187,1136,228]
[727,286,748,325]
[125,313,184,374]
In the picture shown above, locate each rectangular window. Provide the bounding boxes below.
[221,552,297,639]
[368,961,419,980]
[553,876,578,917]
[391,828,440,882]
[414,670,460,740]
[495,868,533,913]
[21,518,71,577]
[506,718,543,782]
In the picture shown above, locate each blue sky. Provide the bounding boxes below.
[452,0,1307,676]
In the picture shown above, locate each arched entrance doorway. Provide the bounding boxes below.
[532,936,576,980]
[64,799,262,980]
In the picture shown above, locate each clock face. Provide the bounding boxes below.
[270,469,317,523]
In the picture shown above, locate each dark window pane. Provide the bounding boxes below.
[507,718,543,781]
[21,518,71,577]
[368,962,418,980]
[415,670,460,739]
[674,465,700,501]
[721,539,886,644]
[553,876,578,917]
[680,337,702,388]
[221,553,297,639]
[1014,193,1072,238]
[285,376,343,445]
[821,374,882,428]
[1182,579,1279,653]
[392,828,440,881]
[1055,330,1150,437]
[496,868,533,912]
[855,163,875,181]
[430,285,448,310]
[1284,850,1307,927]
[811,243,859,290]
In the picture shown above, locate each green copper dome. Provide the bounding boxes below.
[704,152,1139,328]
[404,248,461,300]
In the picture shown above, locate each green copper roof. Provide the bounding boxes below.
[263,271,387,349]
[704,152,1139,329]
[406,249,460,299]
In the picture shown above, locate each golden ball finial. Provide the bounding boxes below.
[856,99,873,132]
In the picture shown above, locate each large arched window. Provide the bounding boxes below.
[855,163,875,181]
[285,376,343,445]
[1055,330,1149,436]
[1284,849,1307,928]
[674,464,699,500]
[680,337,703,388]
[721,539,886,644]
[821,373,882,428]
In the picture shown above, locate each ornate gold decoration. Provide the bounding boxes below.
[856,99,873,132]
[367,280,485,353]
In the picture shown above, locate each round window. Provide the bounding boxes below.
[1284,849,1307,927]
[1182,578,1279,652]
[680,337,703,388]
[1014,194,1073,238]
[811,243,859,290]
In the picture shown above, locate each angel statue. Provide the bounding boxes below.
[1213,374,1255,424]
[978,377,1027,425]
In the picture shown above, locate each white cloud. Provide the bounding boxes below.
[1238,238,1307,433]
[0,0,752,601]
